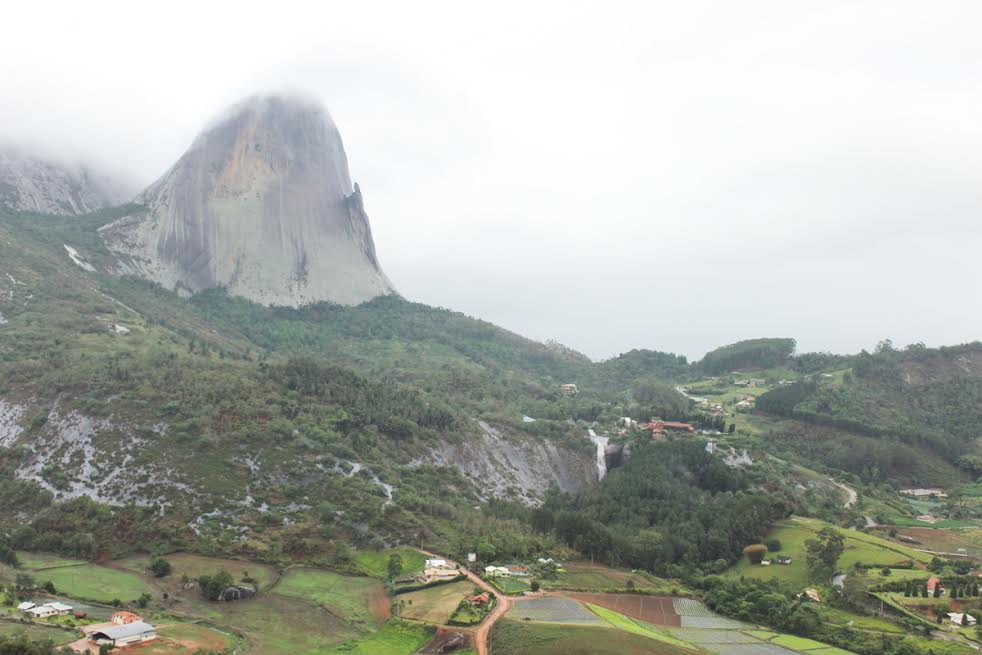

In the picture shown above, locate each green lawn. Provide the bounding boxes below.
[114,552,279,590]
[355,547,427,579]
[490,576,530,594]
[14,552,86,570]
[32,563,152,602]
[726,517,930,586]
[272,568,387,628]
[770,634,831,650]
[324,620,434,655]
[396,580,471,624]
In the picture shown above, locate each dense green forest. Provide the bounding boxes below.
[698,337,797,374]
[535,440,789,575]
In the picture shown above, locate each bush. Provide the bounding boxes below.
[764,539,782,553]
[149,557,172,578]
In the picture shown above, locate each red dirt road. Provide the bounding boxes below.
[416,549,512,655]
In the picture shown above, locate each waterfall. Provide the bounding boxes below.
[588,429,609,481]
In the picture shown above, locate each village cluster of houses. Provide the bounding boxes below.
[422,558,461,582]
[900,488,948,499]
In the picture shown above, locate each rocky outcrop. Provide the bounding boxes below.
[100,93,396,306]
[414,421,597,505]
[0,149,129,215]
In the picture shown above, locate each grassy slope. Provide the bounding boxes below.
[396,580,471,624]
[725,517,930,586]
[273,568,387,628]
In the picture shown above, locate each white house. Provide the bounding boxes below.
[425,558,448,569]
[948,613,977,626]
[485,565,511,578]
[760,560,771,566]
[17,601,36,612]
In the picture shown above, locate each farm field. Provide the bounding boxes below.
[273,567,389,627]
[27,562,153,603]
[725,518,930,586]
[541,561,675,593]
[491,618,701,655]
[512,596,605,624]
[396,580,471,624]
[355,547,427,579]
[0,620,76,644]
[890,526,982,557]
[588,604,698,649]
[116,623,237,654]
[14,552,86,570]
[114,552,279,590]
[568,593,681,626]
[323,620,434,655]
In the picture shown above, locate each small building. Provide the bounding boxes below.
[468,592,491,606]
[760,560,771,566]
[17,601,36,612]
[426,558,448,569]
[777,556,792,565]
[27,605,59,619]
[561,384,579,396]
[485,566,510,578]
[219,585,256,602]
[467,553,477,563]
[948,612,977,626]
[800,588,822,603]
[645,420,696,437]
[90,621,157,648]
[927,577,945,596]
[900,488,948,499]
[503,565,530,577]
[112,611,143,625]
[735,400,754,411]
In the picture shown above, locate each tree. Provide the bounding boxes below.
[198,570,234,602]
[764,539,782,553]
[742,544,768,565]
[804,528,844,582]
[936,601,950,624]
[530,580,540,592]
[149,557,172,578]
[386,554,403,581]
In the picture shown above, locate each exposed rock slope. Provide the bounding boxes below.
[101,94,396,306]
[0,149,129,215]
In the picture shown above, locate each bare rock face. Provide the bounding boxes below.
[101,93,396,306]
[0,149,129,215]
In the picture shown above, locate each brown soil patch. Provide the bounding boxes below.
[369,583,392,621]
[566,593,681,627]
[417,628,474,654]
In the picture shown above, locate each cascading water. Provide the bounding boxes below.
[587,429,609,481]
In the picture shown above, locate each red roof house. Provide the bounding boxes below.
[927,577,945,596]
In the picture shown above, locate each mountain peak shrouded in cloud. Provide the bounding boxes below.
[0,148,133,215]
[100,92,396,307]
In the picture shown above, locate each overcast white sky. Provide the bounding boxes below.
[2,1,980,360]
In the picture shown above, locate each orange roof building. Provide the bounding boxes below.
[111,611,143,625]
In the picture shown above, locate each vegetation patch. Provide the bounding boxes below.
[511,596,604,624]
[491,619,701,655]
[323,619,434,655]
[394,580,471,625]
[273,567,389,628]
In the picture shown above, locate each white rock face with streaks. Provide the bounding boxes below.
[0,149,130,215]
[415,420,596,505]
[100,93,396,306]
[0,400,27,447]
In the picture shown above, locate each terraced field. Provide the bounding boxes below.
[512,596,605,624]
[542,561,675,593]
[569,593,681,626]
[396,580,471,624]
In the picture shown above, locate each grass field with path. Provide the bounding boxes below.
[30,562,153,603]
[541,561,676,593]
[725,518,930,586]
[355,547,427,579]
[273,567,389,628]
[0,620,76,644]
[396,580,471,624]
[115,552,279,590]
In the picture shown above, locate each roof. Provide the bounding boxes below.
[17,602,35,610]
[47,602,73,611]
[112,611,142,622]
[95,621,156,640]
[927,576,943,588]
